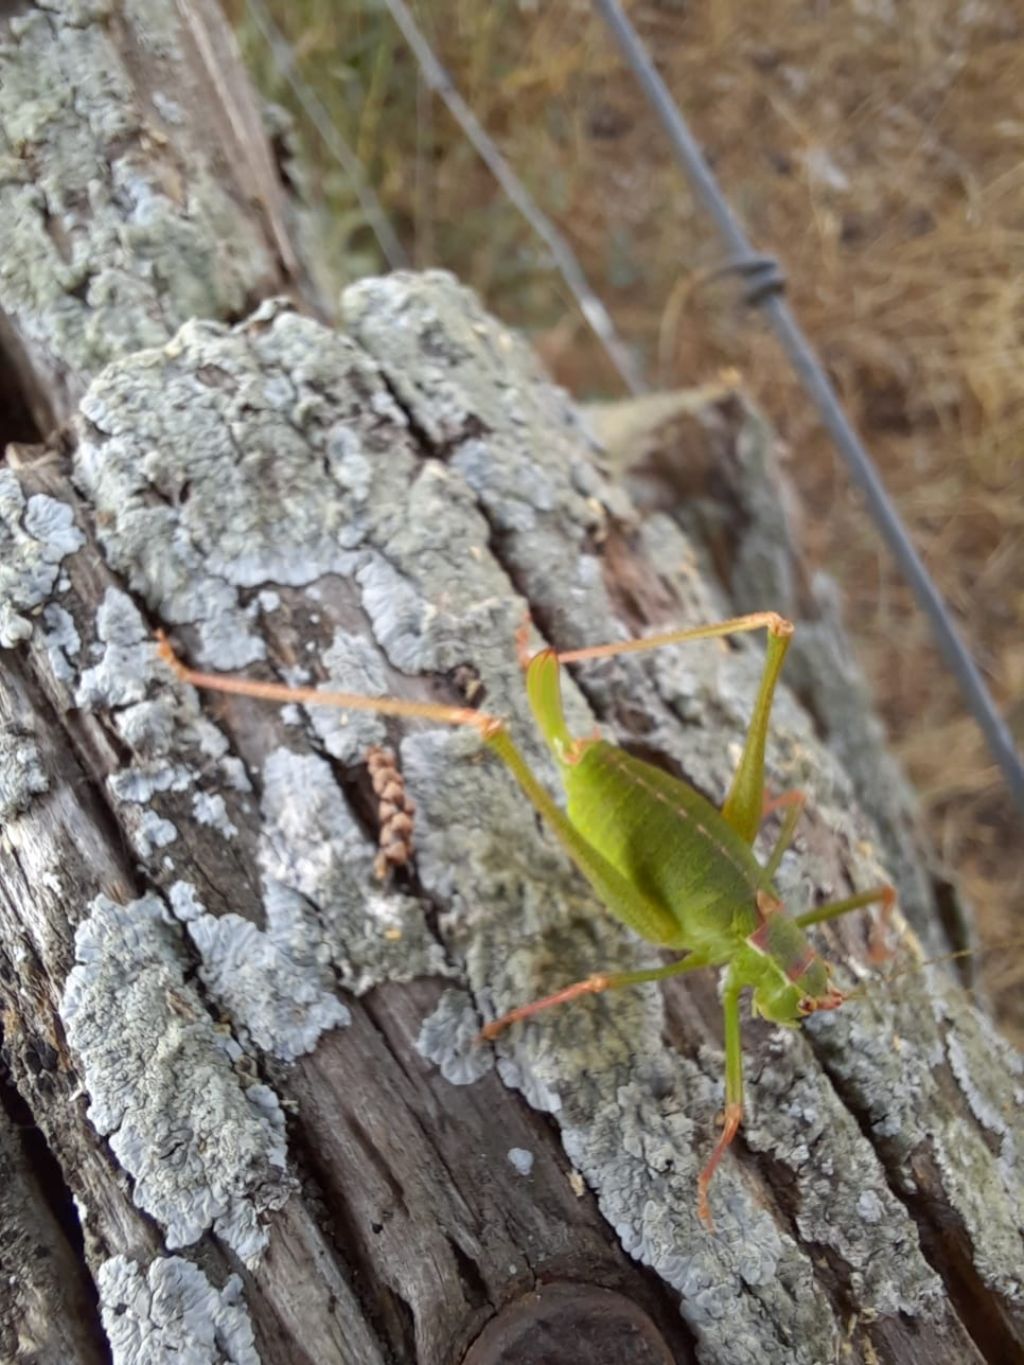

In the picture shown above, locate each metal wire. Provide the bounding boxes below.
[244,0,409,271]
[379,0,646,396]
[593,0,1024,820]
[241,0,1022,818]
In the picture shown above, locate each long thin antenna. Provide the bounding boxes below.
[593,0,1024,819]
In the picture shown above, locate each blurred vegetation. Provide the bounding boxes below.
[227,0,1024,1034]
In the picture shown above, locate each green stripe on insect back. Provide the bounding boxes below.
[561,741,768,956]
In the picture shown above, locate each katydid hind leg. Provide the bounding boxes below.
[155,630,496,734]
[719,620,794,845]
[553,611,793,667]
[548,611,795,848]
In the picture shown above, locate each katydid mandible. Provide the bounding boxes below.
[156,610,894,1228]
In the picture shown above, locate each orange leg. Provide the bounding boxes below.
[478,952,711,1042]
[867,887,898,964]
[697,977,745,1231]
[761,787,806,821]
[155,630,495,735]
[697,1102,743,1230]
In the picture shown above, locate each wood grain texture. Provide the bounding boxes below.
[0,4,1021,1364]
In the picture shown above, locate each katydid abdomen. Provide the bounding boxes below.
[561,740,766,954]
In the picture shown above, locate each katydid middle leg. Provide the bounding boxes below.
[760,795,895,937]
[763,791,806,881]
[479,950,712,1041]
[795,883,895,931]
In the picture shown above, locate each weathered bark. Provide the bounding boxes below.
[1,5,1022,1365]
[0,0,307,437]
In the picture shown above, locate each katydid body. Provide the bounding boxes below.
[156,610,893,1229]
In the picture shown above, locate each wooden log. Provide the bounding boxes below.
[1,4,1022,1364]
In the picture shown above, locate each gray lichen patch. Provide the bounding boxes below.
[741,1028,942,1316]
[73,302,413,669]
[259,747,450,995]
[559,1054,841,1365]
[40,601,82,682]
[343,269,596,458]
[77,590,232,776]
[534,980,849,1363]
[0,468,85,646]
[155,736,447,1064]
[180,880,351,1064]
[97,1254,260,1365]
[507,1146,534,1176]
[808,968,1024,1304]
[0,723,49,823]
[76,587,168,712]
[192,790,239,840]
[67,564,439,1061]
[74,587,248,863]
[342,272,629,634]
[0,2,278,405]
[416,988,494,1086]
[301,627,388,765]
[133,809,178,858]
[68,584,364,1072]
[60,894,291,1262]
[940,985,1024,1184]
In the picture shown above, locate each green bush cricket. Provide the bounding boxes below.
[157,609,894,1229]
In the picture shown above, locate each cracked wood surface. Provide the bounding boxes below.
[1,4,1022,1365]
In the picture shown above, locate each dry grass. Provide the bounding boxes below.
[230,0,1024,1034]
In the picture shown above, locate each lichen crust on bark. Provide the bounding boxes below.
[3,269,1019,1361]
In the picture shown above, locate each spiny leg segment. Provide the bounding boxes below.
[552,610,792,665]
[795,883,896,931]
[698,978,744,1230]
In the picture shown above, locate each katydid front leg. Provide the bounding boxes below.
[698,976,744,1230]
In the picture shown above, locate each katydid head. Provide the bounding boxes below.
[737,904,847,1026]
[797,978,846,1015]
